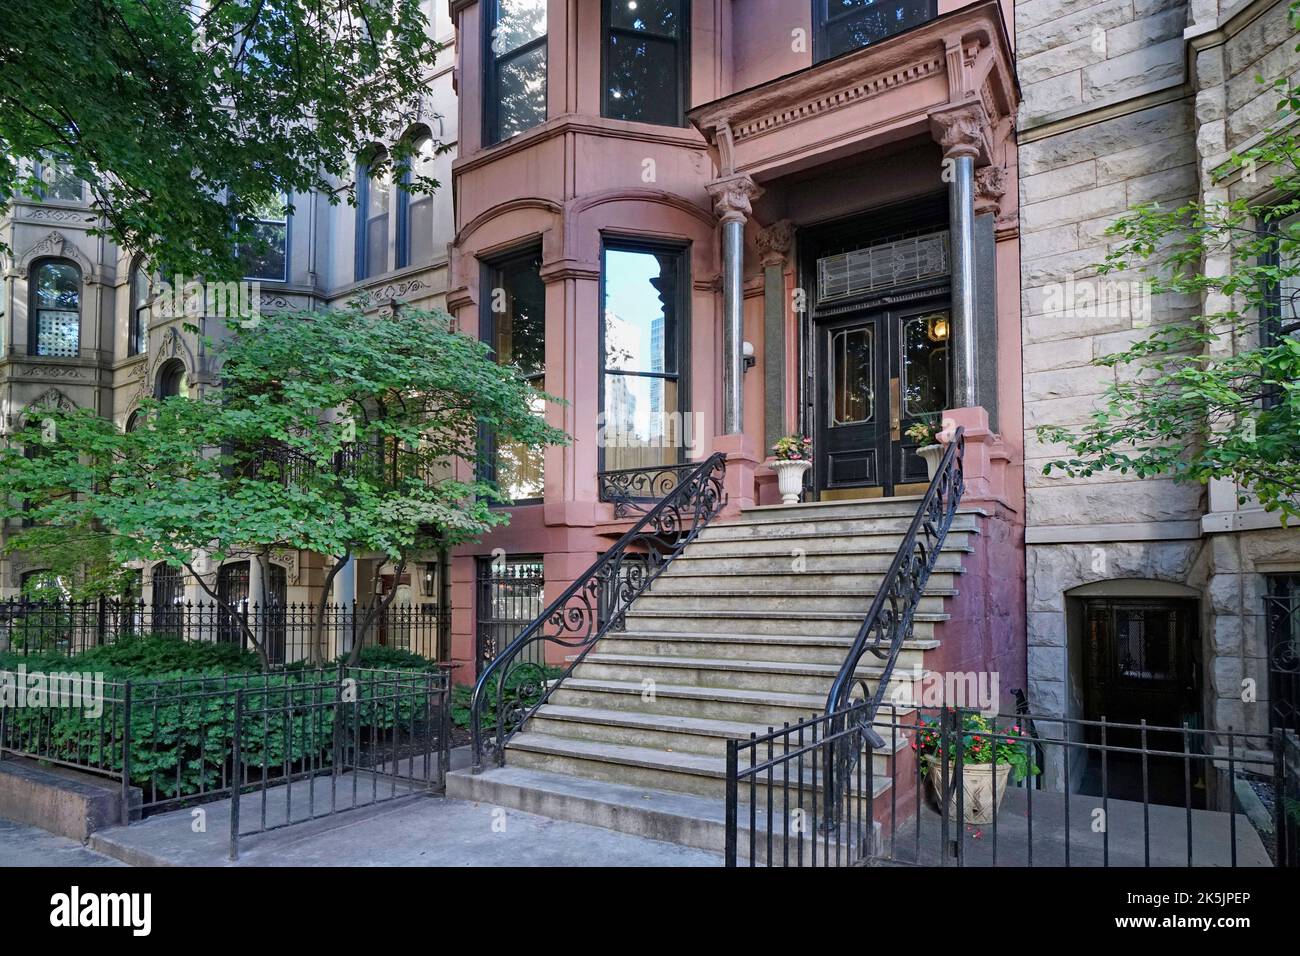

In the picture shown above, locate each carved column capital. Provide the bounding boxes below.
[929,101,990,163]
[707,174,764,226]
[974,165,1006,217]
[756,219,794,267]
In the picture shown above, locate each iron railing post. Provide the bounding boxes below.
[120,680,132,827]
[229,689,243,861]
[725,738,738,867]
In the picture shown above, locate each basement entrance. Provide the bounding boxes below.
[1079,597,1203,806]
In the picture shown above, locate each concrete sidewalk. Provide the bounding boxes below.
[0,816,124,867]
[88,791,723,866]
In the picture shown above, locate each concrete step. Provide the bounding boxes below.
[680,535,976,559]
[594,631,938,668]
[526,705,909,774]
[699,513,983,539]
[503,733,894,803]
[738,498,989,522]
[621,608,947,639]
[553,678,843,725]
[661,552,969,575]
[634,589,952,616]
[446,765,883,864]
[574,652,927,697]
[648,569,962,593]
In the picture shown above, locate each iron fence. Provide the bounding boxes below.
[0,598,445,665]
[228,668,450,860]
[726,704,1292,868]
[0,664,451,855]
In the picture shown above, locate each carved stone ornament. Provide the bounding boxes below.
[929,102,990,162]
[706,175,764,225]
[756,219,795,267]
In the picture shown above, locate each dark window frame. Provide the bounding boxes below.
[28,257,82,358]
[597,235,692,476]
[239,192,291,283]
[396,129,437,270]
[600,0,691,127]
[482,0,549,147]
[355,151,390,281]
[129,257,149,357]
[478,242,547,505]
[811,0,938,64]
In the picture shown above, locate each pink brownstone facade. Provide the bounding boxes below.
[444,0,1025,695]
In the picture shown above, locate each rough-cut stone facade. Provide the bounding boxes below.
[1017,0,1300,783]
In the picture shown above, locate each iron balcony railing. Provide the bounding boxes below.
[470,452,727,771]
[823,427,965,807]
[598,461,701,519]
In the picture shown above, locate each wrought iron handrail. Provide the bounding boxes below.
[824,426,965,800]
[470,452,728,771]
[598,461,701,518]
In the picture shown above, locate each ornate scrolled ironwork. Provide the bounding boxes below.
[823,428,966,813]
[471,453,727,770]
[598,462,703,518]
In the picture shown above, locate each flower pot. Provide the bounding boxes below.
[925,758,1014,825]
[771,459,812,505]
[917,443,945,480]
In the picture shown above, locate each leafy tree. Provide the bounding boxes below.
[0,305,566,668]
[0,0,445,278]
[1037,34,1300,520]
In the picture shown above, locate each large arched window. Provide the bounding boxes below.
[129,258,150,356]
[156,358,188,399]
[396,133,437,269]
[29,259,81,357]
[355,150,390,281]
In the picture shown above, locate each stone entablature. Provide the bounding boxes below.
[687,1,1016,185]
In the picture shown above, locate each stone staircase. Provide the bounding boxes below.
[448,496,983,854]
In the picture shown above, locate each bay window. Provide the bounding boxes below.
[484,0,548,145]
[603,0,688,126]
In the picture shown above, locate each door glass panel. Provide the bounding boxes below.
[831,326,873,426]
[901,311,950,419]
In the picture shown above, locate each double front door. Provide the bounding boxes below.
[815,300,952,498]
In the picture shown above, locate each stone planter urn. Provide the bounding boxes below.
[771,459,812,505]
[925,758,1014,825]
[917,443,945,480]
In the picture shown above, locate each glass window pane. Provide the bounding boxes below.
[610,0,682,36]
[1278,210,1300,331]
[408,198,433,264]
[602,248,677,375]
[497,391,547,501]
[493,0,547,55]
[494,253,546,377]
[34,262,80,357]
[823,0,932,57]
[901,312,950,419]
[496,44,548,139]
[35,262,81,311]
[605,33,679,125]
[241,220,288,280]
[831,327,873,426]
[42,160,83,201]
[37,311,79,357]
[366,165,390,219]
[603,374,680,470]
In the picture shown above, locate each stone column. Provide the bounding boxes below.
[931,103,988,411]
[707,174,763,435]
[756,219,793,450]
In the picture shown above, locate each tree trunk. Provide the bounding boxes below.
[346,559,406,666]
[183,560,270,671]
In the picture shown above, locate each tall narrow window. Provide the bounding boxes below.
[482,248,546,502]
[813,0,935,62]
[484,0,547,145]
[151,563,184,636]
[397,134,437,269]
[29,259,81,357]
[600,242,687,472]
[129,258,150,356]
[356,152,390,280]
[603,0,688,126]
[240,194,289,281]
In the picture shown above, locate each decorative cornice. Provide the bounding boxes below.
[14,230,99,284]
